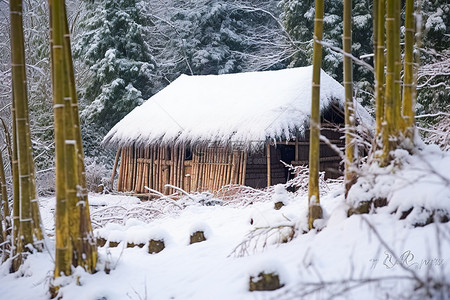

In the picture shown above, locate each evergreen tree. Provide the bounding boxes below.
[152,0,287,80]
[416,1,449,118]
[75,0,156,133]
[282,0,373,104]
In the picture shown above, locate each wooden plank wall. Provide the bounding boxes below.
[116,145,247,194]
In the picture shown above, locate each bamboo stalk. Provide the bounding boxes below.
[375,0,385,137]
[393,0,402,131]
[402,0,415,140]
[50,0,71,277]
[308,0,325,229]
[382,0,397,166]
[343,0,356,197]
[10,0,35,258]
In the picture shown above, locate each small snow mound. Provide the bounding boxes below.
[189,222,213,240]
[248,259,289,285]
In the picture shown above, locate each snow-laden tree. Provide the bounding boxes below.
[74,0,156,133]
[281,0,374,104]
[416,1,449,117]
[145,0,289,84]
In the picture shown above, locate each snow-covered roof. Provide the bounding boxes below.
[103,66,373,148]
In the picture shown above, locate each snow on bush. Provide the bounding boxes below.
[85,157,110,192]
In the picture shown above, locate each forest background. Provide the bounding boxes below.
[0,0,448,195]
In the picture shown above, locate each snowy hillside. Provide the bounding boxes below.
[0,144,449,300]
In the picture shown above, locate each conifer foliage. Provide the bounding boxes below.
[75,0,156,131]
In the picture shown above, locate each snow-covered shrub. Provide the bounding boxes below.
[36,168,55,196]
[85,157,109,193]
[284,163,329,195]
[422,115,450,152]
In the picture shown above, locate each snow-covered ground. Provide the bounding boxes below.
[1,145,449,299]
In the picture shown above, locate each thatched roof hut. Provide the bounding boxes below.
[104,66,373,195]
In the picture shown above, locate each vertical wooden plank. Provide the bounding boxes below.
[266,143,271,187]
[110,147,121,189]
[241,150,247,186]
[179,144,185,190]
[170,146,176,194]
[117,147,124,191]
[230,150,237,184]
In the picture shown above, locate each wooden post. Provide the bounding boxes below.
[295,138,299,162]
[241,150,247,186]
[266,143,271,187]
[110,148,121,190]
[117,148,124,191]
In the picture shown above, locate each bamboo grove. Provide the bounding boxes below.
[374,0,417,164]
[1,0,98,292]
[308,0,418,228]
[49,0,97,289]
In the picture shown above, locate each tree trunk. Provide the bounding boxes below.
[307,0,324,230]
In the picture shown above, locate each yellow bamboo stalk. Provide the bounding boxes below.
[375,0,385,137]
[343,0,356,197]
[382,0,396,166]
[10,0,34,256]
[308,0,324,229]
[393,0,402,131]
[50,0,71,277]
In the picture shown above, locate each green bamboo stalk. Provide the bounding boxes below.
[343,0,356,197]
[375,0,385,137]
[381,0,396,166]
[307,0,324,230]
[50,0,71,278]
[10,94,20,272]
[402,0,415,141]
[393,0,402,132]
[373,0,378,69]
